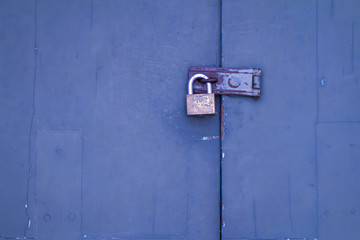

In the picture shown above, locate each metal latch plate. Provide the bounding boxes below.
[189,67,261,97]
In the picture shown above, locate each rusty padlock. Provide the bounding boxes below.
[186,74,215,116]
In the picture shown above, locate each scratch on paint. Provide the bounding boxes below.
[351,21,354,71]
[90,0,94,27]
[0,236,35,240]
[221,104,225,140]
[201,136,220,141]
[253,198,257,238]
[288,173,294,233]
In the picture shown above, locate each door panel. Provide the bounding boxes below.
[318,0,360,121]
[221,0,360,239]
[36,130,82,240]
[0,1,35,235]
[221,0,317,238]
[316,1,360,239]
[0,1,220,239]
[317,123,360,240]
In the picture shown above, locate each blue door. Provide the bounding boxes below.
[1,1,359,240]
[0,1,220,239]
[221,1,360,239]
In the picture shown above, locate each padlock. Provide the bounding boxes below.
[186,73,215,116]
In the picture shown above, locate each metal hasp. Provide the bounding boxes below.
[189,66,261,97]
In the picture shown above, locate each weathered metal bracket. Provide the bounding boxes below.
[189,66,261,97]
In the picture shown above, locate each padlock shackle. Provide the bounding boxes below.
[188,74,212,95]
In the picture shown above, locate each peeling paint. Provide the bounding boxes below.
[201,136,219,141]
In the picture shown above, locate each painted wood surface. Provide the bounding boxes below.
[0,1,220,239]
[221,0,360,239]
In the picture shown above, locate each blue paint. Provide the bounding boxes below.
[1,0,359,239]
[0,0,220,239]
[222,0,360,239]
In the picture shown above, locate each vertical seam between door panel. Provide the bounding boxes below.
[219,0,223,239]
